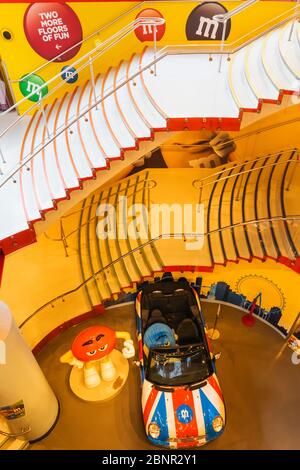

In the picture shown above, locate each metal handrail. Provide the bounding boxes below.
[8,0,287,83]
[43,146,298,244]
[0,2,298,139]
[12,0,245,83]
[10,5,300,107]
[214,0,258,22]
[1,9,299,189]
[192,149,299,188]
[19,215,300,330]
[0,16,164,168]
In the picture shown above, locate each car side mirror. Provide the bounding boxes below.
[214,352,221,361]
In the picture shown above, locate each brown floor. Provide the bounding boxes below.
[32,302,300,450]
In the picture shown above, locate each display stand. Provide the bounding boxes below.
[69,350,129,402]
[208,304,221,340]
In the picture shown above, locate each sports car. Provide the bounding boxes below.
[135,274,225,448]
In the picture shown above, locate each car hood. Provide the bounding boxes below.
[142,374,225,445]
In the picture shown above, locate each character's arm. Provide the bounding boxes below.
[60,350,84,368]
[116,331,135,359]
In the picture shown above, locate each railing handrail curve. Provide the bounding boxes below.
[1,2,298,136]
[19,215,300,329]
[192,149,299,188]
[1,9,299,190]
[0,17,165,121]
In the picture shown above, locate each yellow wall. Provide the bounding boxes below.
[0,1,295,113]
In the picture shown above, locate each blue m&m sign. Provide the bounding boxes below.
[61,66,78,84]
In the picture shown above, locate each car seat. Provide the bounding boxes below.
[177,318,200,346]
[146,309,167,328]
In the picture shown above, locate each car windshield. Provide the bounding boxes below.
[146,344,212,387]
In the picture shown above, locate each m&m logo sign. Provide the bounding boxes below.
[135,9,166,43]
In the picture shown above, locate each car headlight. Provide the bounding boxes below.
[148,422,160,439]
[212,415,223,433]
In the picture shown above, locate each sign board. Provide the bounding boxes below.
[23,2,83,61]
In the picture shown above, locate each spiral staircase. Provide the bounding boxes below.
[73,148,299,309]
[0,19,300,260]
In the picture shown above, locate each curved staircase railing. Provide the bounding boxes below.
[193,149,299,204]
[0,4,299,182]
[41,149,299,244]
[0,16,165,166]
[19,215,300,331]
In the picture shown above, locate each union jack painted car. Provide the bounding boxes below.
[135,275,225,448]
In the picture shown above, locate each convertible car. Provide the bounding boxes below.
[135,275,225,448]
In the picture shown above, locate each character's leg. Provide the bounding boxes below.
[83,362,101,388]
[100,355,116,382]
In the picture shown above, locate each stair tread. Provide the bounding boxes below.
[30,106,54,210]
[76,80,107,169]
[0,19,300,247]
[229,47,259,109]
[91,74,121,159]
[41,100,67,201]
[245,37,279,100]
[279,22,300,79]
[128,52,167,128]
[103,67,136,150]
[262,29,298,91]
[141,47,239,118]
[66,87,94,179]
[115,61,151,139]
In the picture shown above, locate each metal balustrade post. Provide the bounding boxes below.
[218,19,228,73]
[153,23,157,77]
[89,56,98,111]
[288,0,300,41]
[39,99,51,140]
[236,173,244,201]
[198,182,203,207]
[0,146,6,164]
[286,152,299,191]
[60,220,69,257]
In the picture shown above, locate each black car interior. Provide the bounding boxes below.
[140,277,205,348]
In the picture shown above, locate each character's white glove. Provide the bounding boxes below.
[122,339,135,359]
[70,358,84,369]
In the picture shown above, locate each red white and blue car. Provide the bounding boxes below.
[135,275,225,448]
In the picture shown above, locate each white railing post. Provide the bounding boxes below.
[89,56,98,111]
[288,0,300,41]
[286,152,299,191]
[153,22,157,77]
[39,99,51,140]
[236,173,244,201]
[0,146,6,165]
[218,19,228,73]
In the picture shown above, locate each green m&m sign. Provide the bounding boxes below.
[19,73,48,102]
